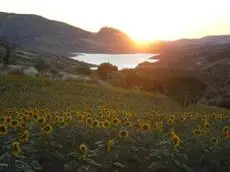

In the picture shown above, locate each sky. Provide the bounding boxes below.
[1,0,230,42]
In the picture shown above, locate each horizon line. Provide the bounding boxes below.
[0,10,230,43]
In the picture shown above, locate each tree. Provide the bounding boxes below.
[120,69,145,88]
[0,37,15,67]
[107,71,127,88]
[164,76,206,107]
[97,63,118,80]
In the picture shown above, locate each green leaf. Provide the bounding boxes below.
[180,164,195,172]
[148,161,163,170]
[0,163,8,168]
[86,158,102,167]
[113,162,125,168]
[31,160,42,171]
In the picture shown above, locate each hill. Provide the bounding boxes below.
[0,75,229,172]
[141,41,230,108]
[171,35,230,46]
[1,11,230,55]
[0,12,136,54]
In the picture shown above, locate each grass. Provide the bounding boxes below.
[0,75,229,172]
[0,75,226,113]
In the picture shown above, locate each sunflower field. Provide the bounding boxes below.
[0,75,229,172]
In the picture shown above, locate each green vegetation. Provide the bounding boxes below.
[34,58,51,72]
[98,63,118,80]
[0,75,183,112]
[101,67,206,107]
[0,36,15,66]
[0,75,229,172]
[1,10,230,171]
[75,66,91,76]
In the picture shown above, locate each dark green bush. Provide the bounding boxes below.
[107,71,127,88]
[8,69,23,76]
[218,99,230,109]
[97,63,118,80]
[75,66,91,76]
[34,58,50,71]
[163,76,206,107]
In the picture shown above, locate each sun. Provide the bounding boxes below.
[126,27,175,44]
[127,26,185,44]
[130,32,156,43]
[127,31,156,48]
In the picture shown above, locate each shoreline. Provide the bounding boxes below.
[70,53,159,69]
[149,54,160,60]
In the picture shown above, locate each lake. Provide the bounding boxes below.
[71,53,159,69]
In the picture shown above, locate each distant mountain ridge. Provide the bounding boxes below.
[172,35,230,46]
[0,12,136,54]
[1,11,230,55]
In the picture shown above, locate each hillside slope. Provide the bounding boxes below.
[0,75,226,113]
[140,41,230,108]
[0,12,136,54]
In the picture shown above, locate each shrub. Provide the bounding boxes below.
[107,71,127,88]
[163,76,206,107]
[97,63,118,80]
[8,69,23,76]
[218,99,230,109]
[75,66,91,76]
[34,58,50,71]
[120,69,141,88]
[50,68,61,77]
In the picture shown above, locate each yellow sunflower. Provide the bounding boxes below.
[77,114,84,121]
[102,120,111,128]
[65,115,72,124]
[28,111,34,117]
[179,116,186,121]
[203,120,210,129]
[124,121,132,127]
[119,129,129,138]
[223,131,229,139]
[93,120,101,128]
[111,118,121,126]
[223,126,229,133]
[12,141,21,156]
[157,122,163,130]
[45,114,53,121]
[86,117,93,126]
[36,116,46,125]
[192,129,201,136]
[10,119,20,128]
[19,130,29,142]
[3,116,12,124]
[58,117,65,123]
[167,118,174,125]
[58,121,66,128]
[0,124,8,135]
[170,131,181,147]
[211,137,218,145]
[42,124,53,134]
[79,144,88,158]
[141,123,151,131]
[107,139,113,152]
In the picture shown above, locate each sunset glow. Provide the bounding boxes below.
[1,0,230,42]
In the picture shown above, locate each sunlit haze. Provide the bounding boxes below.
[1,0,230,42]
